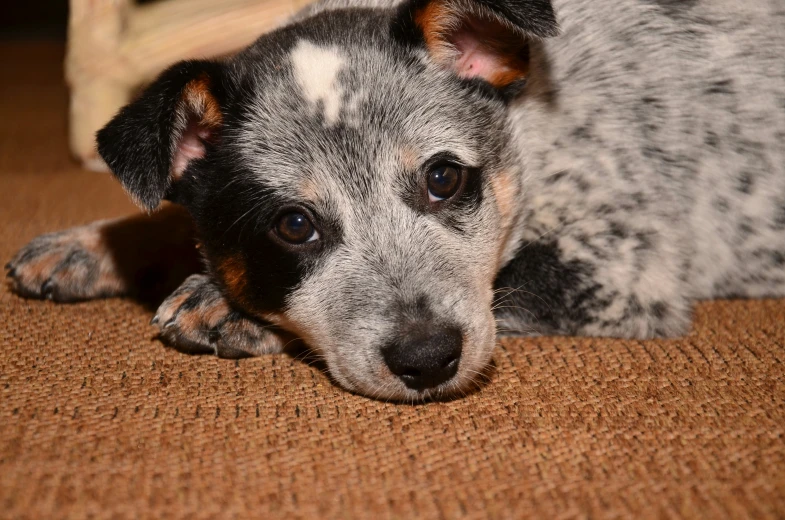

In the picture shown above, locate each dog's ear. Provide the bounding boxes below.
[393,0,558,90]
[96,60,227,211]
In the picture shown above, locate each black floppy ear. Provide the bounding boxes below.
[394,0,558,90]
[96,60,226,211]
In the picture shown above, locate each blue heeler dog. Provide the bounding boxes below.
[6,0,785,400]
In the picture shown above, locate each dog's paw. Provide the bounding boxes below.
[153,274,284,358]
[5,226,125,302]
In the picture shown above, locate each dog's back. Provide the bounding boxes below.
[515,0,785,296]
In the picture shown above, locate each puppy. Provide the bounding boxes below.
[7,0,785,400]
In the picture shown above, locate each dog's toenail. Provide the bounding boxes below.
[4,262,12,270]
[6,268,16,278]
[208,328,221,343]
[163,319,176,329]
[150,315,160,325]
[41,280,54,299]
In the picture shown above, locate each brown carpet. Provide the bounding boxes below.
[1,42,784,520]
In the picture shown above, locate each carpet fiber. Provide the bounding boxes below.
[1,43,784,519]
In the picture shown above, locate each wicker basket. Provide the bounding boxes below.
[67,0,311,170]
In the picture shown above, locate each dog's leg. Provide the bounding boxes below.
[7,206,285,357]
[152,273,286,358]
[492,239,692,340]
[5,204,201,302]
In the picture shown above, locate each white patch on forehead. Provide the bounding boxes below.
[290,40,345,125]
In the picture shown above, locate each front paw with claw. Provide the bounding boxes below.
[6,226,126,301]
[153,274,284,358]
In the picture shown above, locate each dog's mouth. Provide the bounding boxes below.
[318,321,499,402]
[338,358,496,403]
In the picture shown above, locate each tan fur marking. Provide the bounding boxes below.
[487,61,528,88]
[400,146,420,171]
[415,2,529,87]
[414,1,460,63]
[490,170,520,273]
[9,229,115,292]
[24,251,63,282]
[484,33,529,88]
[175,304,204,333]
[490,170,517,228]
[173,296,228,332]
[217,255,248,304]
[299,178,322,203]
[183,75,223,129]
[161,291,192,318]
[201,298,231,327]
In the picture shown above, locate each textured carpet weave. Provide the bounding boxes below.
[1,43,784,520]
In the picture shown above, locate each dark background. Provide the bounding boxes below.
[3,1,68,39]
[1,0,159,39]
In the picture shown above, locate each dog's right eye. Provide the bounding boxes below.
[275,212,319,244]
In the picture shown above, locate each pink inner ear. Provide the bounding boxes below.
[451,29,510,81]
[172,118,211,178]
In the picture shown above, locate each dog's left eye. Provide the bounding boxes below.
[275,212,320,244]
[427,164,462,202]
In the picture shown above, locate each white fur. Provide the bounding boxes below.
[290,40,346,125]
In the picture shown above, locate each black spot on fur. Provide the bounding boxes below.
[631,192,647,208]
[713,197,730,212]
[596,204,615,216]
[704,79,734,95]
[738,220,754,237]
[642,145,666,161]
[635,232,654,251]
[774,203,785,230]
[570,126,592,140]
[624,296,644,319]
[608,222,628,239]
[545,170,568,184]
[573,175,591,192]
[647,0,699,18]
[650,301,668,320]
[493,241,600,333]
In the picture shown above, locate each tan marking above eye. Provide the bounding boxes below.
[299,178,321,203]
[490,170,517,226]
[400,146,420,171]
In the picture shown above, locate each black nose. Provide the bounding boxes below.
[382,323,463,391]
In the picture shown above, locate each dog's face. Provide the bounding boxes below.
[98,0,557,400]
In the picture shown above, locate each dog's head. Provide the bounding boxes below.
[97,0,557,400]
